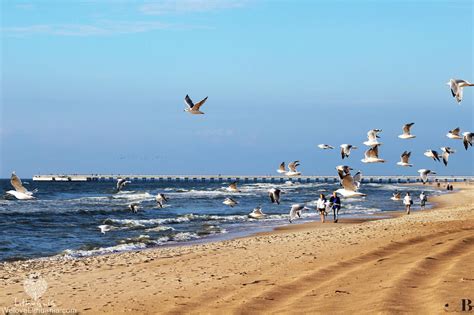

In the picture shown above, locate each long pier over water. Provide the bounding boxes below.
[32,174,474,184]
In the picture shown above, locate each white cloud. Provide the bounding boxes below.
[139,0,246,15]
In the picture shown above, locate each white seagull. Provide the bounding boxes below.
[116,178,131,192]
[318,144,334,150]
[424,149,441,162]
[440,147,455,166]
[447,127,462,139]
[277,162,286,174]
[361,144,385,163]
[340,144,357,159]
[463,132,473,150]
[418,169,436,183]
[129,203,140,213]
[98,225,113,234]
[184,94,208,114]
[363,129,382,146]
[286,161,301,176]
[226,182,240,192]
[447,79,474,104]
[268,188,281,205]
[248,206,266,219]
[335,167,365,197]
[6,172,36,200]
[391,191,402,201]
[397,151,413,167]
[223,197,238,207]
[398,123,416,139]
[155,193,168,208]
[289,204,310,223]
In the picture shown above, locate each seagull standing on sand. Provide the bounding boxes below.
[6,172,36,200]
[398,123,416,139]
[286,161,301,176]
[223,197,238,207]
[335,167,365,197]
[447,127,462,139]
[184,94,208,114]
[289,204,310,223]
[418,169,436,183]
[318,144,334,150]
[440,147,455,166]
[340,144,357,159]
[155,193,168,208]
[397,151,413,167]
[277,162,286,174]
[463,132,473,150]
[361,144,386,163]
[268,188,281,205]
[424,150,441,162]
[447,79,474,103]
[363,129,382,146]
[248,206,266,219]
[116,178,130,192]
[226,182,241,192]
[129,203,140,213]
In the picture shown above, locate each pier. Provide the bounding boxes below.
[32,174,474,184]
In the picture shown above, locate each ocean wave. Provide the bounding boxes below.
[62,242,149,258]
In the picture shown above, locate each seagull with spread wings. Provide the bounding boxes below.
[288,204,310,223]
[418,169,436,183]
[440,147,455,166]
[463,132,473,150]
[6,172,36,200]
[447,79,474,104]
[398,123,416,139]
[335,167,366,197]
[397,151,413,167]
[184,94,208,114]
[363,129,382,146]
[268,188,281,205]
[286,160,301,176]
[340,144,357,159]
[226,182,241,192]
[424,149,441,162]
[361,144,386,163]
[447,127,462,139]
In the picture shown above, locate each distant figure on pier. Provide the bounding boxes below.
[419,192,427,210]
[403,192,413,214]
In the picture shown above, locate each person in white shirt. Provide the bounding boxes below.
[403,192,413,214]
[316,194,327,223]
[420,192,427,210]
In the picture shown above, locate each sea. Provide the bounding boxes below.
[0,179,445,262]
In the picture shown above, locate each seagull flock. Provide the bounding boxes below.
[4,79,473,226]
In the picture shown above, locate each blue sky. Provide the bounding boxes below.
[1,0,473,177]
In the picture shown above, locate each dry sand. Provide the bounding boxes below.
[1,183,473,314]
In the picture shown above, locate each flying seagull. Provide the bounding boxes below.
[463,132,473,150]
[391,191,401,201]
[363,129,382,146]
[155,193,168,208]
[361,144,385,163]
[277,162,286,174]
[116,178,130,192]
[418,169,436,183]
[184,94,208,114]
[268,188,281,205]
[98,225,113,234]
[6,172,36,200]
[286,161,301,176]
[397,151,413,167]
[226,181,240,192]
[340,144,357,159]
[446,127,462,139]
[318,144,334,150]
[335,167,366,197]
[129,203,140,213]
[223,197,238,207]
[289,204,310,223]
[440,147,455,166]
[398,123,416,139]
[424,149,441,162]
[447,79,474,104]
[248,206,266,219]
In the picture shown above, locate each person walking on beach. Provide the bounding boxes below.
[404,192,413,214]
[420,191,427,210]
[329,192,342,223]
[316,194,327,223]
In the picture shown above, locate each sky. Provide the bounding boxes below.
[1,0,473,178]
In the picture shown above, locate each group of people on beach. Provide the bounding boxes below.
[403,192,428,214]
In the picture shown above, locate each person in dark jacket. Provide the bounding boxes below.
[329,192,342,223]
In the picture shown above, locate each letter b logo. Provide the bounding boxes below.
[462,299,473,312]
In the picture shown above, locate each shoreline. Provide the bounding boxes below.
[1,183,472,314]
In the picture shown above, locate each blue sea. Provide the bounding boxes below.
[0,179,444,262]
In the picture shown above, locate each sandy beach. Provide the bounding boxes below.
[1,183,473,314]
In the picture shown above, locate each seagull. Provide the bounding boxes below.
[424,150,441,162]
[289,204,310,223]
[440,147,455,166]
[277,162,286,174]
[447,127,462,139]
[447,79,474,103]
[248,206,266,219]
[361,144,385,163]
[397,151,413,167]
[318,144,334,150]
[223,197,238,207]
[268,188,281,205]
[398,123,416,139]
[98,225,113,234]
[391,191,401,201]
[155,193,168,208]
[6,172,36,200]
[129,203,140,213]
[363,129,382,146]
[340,144,357,159]
[116,178,131,192]
[226,182,240,192]
[463,132,473,150]
[418,169,436,183]
[184,94,208,114]
[335,168,366,197]
[286,161,301,176]
[336,165,353,186]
